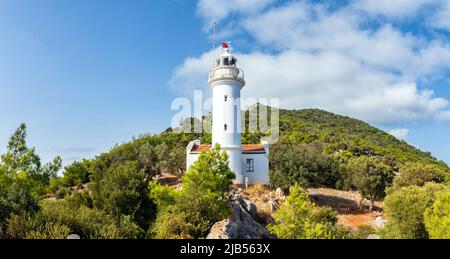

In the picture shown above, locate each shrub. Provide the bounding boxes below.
[383,182,449,239]
[0,183,39,234]
[393,163,448,190]
[353,225,377,239]
[90,161,155,228]
[424,191,450,239]
[151,145,234,239]
[6,200,144,239]
[268,184,347,239]
[6,214,70,239]
[61,160,91,187]
[269,143,340,190]
[55,187,69,199]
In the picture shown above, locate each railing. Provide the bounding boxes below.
[208,66,245,82]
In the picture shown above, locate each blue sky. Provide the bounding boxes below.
[1,0,450,166]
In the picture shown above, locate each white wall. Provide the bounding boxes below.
[186,152,269,185]
[186,153,199,171]
[242,153,269,184]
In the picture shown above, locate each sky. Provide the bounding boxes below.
[0,0,450,166]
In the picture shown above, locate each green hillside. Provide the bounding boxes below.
[86,106,448,186]
[2,108,449,239]
[272,107,443,165]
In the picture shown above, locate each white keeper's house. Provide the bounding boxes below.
[186,43,269,185]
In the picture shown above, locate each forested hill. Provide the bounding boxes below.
[271,107,442,166]
[63,105,448,191]
[86,105,447,184]
[2,107,449,239]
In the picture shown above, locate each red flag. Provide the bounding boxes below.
[222,42,229,49]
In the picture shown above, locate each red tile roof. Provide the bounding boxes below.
[191,144,266,153]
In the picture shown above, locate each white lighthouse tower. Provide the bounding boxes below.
[208,43,245,183]
[186,42,269,185]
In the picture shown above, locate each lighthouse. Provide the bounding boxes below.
[186,42,269,185]
[208,42,245,183]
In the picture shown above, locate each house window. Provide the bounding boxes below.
[224,95,228,102]
[246,159,254,172]
[224,124,228,131]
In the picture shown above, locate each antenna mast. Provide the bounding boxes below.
[212,22,217,64]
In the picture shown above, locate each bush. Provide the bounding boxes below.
[0,183,39,234]
[424,191,450,239]
[90,161,155,228]
[269,143,340,190]
[353,225,377,239]
[55,187,69,199]
[268,184,348,239]
[6,200,144,239]
[383,182,449,239]
[66,191,93,209]
[6,214,70,239]
[61,160,91,187]
[151,145,235,239]
[393,163,448,190]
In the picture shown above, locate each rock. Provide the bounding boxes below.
[206,194,273,239]
[367,234,381,239]
[206,219,239,239]
[275,188,283,197]
[268,199,278,213]
[374,217,386,229]
[274,188,286,202]
[67,234,80,239]
[238,198,258,218]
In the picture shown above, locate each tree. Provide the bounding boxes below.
[61,160,91,187]
[151,145,235,239]
[268,184,347,239]
[90,161,155,228]
[269,142,340,190]
[393,163,448,190]
[424,191,450,239]
[346,156,394,210]
[383,182,449,239]
[0,124,62,235]
[0,183,40,235]
[0,123,61,195]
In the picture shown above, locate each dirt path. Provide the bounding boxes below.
[307,188,384,231]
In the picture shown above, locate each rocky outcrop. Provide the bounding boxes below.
[206,189,273,239]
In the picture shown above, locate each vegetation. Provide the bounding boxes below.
[343,156,395,209]
[392,163,447,190]
[424,191,450,239]
[7,198,143,239]
[0,124,61,235]
[269,142,340,191]
[382,183,449,239]
[2,105,450,239]
[268,184,349,239]
[150,145,234,239]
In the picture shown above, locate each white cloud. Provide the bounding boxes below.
[171,0,450,125]
[196,0,275,25]
[428,0,450,30]
[352,0,438,18]
[437,110,450,120]
[171,49,450,124]
[352,0,450,31]
[388,128,410,140]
